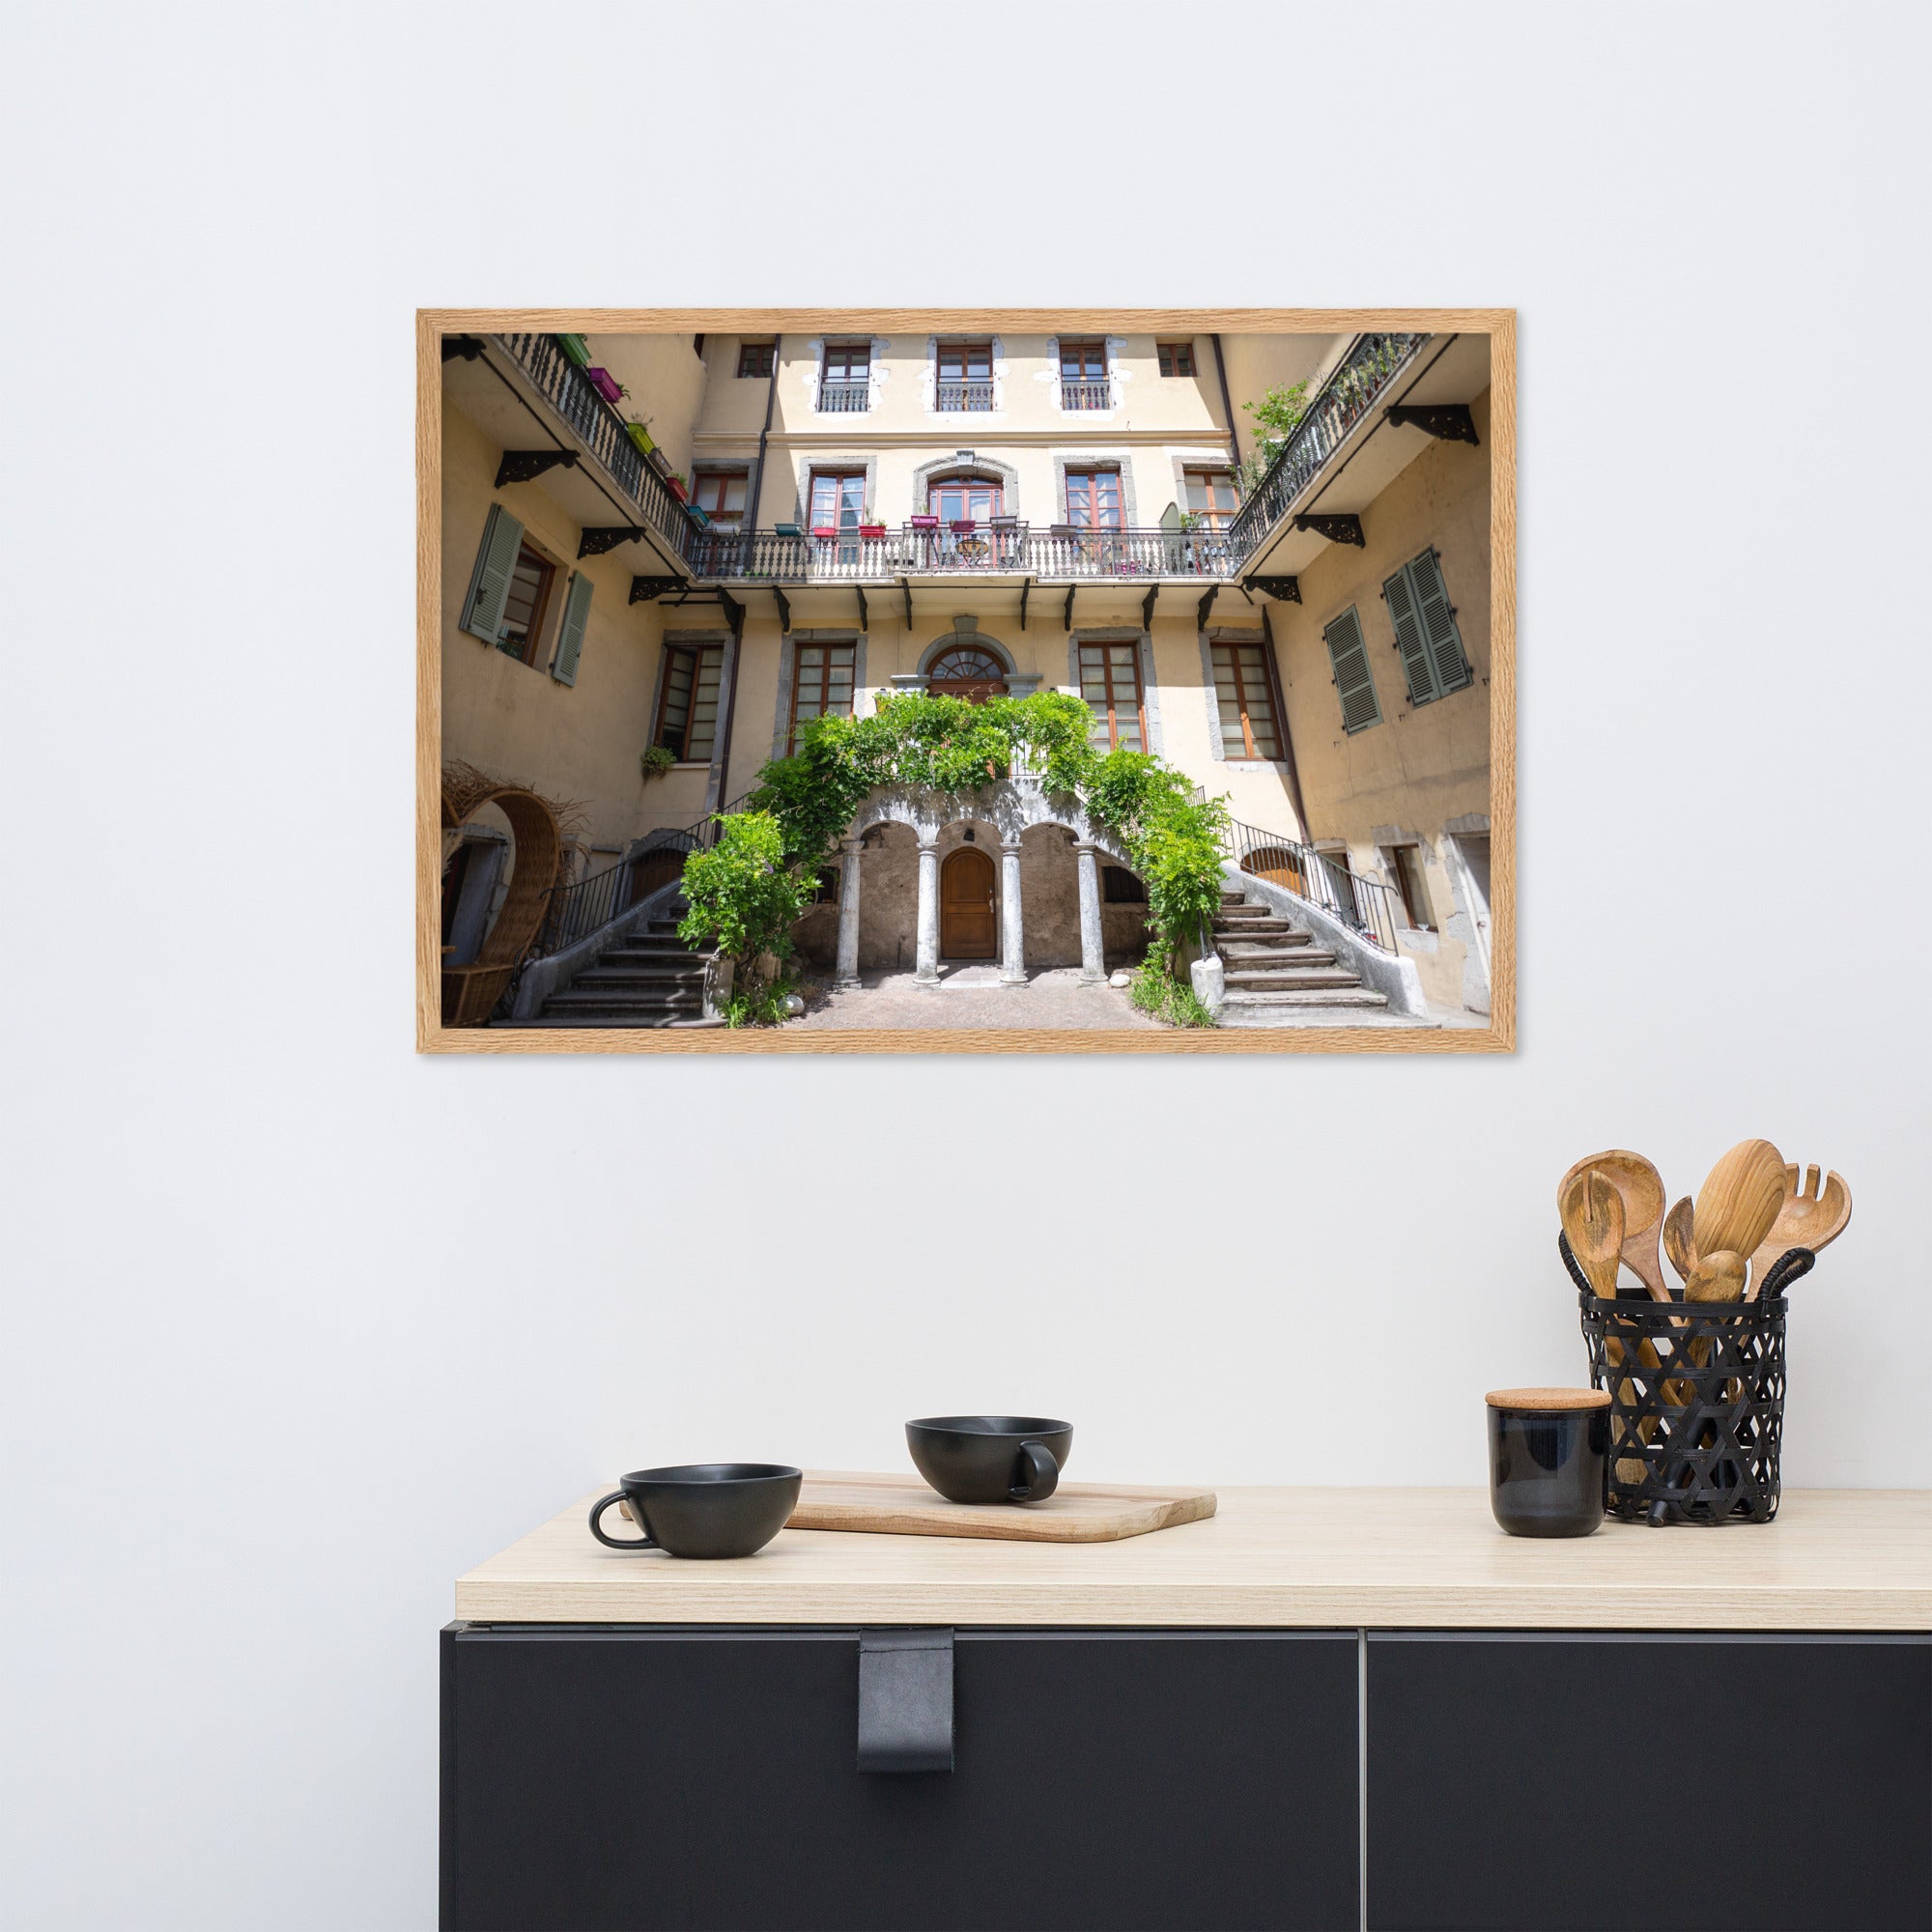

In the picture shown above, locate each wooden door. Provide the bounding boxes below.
[939,846,997,958]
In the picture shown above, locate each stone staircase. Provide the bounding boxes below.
[1211,888,1391,1025]
[501,897,720,1028]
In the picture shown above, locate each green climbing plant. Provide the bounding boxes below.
[676,811,816,1008]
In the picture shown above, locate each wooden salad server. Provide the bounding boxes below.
[1692,1140,1787,1269]
[1560,1169,1648,1482]
[1558,1151,1669,1301]
[1747,1166,1853,1299]
[1662,1197,1698,1285]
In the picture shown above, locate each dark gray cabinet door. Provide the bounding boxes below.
[1366,1633,1931,1931]
[441,1625,1359,1932]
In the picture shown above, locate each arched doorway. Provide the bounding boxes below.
[928,645,1009,703]
[940,845,997,957]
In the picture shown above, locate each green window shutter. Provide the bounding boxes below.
[460,503,524,642]
[550,571,592,686]
[1408,547,1471,695]
[1382,561,1438,705]
[1323,607,1381,733]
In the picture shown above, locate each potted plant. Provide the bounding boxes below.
[624,416,655,455]
[908,513,939,529]
[858,504,886,539]
[989,512,1019,528]
[639,746,676,782]
[646,446,672,478]
[950,519,978,534]
[686,502,712,528]
[586,366,625,407]
[556,333,592,366]
[666,470,689,503]
[811,525,838,539]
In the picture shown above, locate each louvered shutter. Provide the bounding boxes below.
[550,571,592,686]
[461,503,524,642]
[1383,562,1437,704]
[1323,608,1381,733]
[1408,548,1471,694]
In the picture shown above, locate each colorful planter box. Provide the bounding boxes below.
[908,515,939,529]
[666,476,688,502]
[556,333,592,366]
[624,423,654,454]
[858,524,886,539]
[585,367,624,406]
[811,526,838,539]
[950,520,979,534]
[685,504,711,528]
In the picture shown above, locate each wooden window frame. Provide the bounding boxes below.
[652,642,724,764]
[691,469,750,526]
[497,542,557,668]
[1182,467,1241,532]
[1078,639,1148,753]
[1387,842,1435,931]
[1211,640,1283,760]
[736,341,775,378]
[1157,341,1196,377]
[936,340,993,380]
[821,341,871,383]
[1064,467,1123,528]
[1059,338,1107,380]
[928,473,1004,522]
[787,640,857,753]
[809,469,869,530]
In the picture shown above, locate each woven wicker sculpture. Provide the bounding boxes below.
[440,767,564,1027]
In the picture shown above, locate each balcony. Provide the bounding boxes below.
[1061,379,1111,411]
[935,378,995,412]
[816,378,870,413]
[683,523,1249,584]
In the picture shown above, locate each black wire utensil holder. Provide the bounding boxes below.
[1562,1233,1814,1525]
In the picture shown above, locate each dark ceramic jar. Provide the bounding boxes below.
[1485,1388,1609,1538]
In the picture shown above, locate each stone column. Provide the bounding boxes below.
[1074,841,1105,983]
[999,839,1026,985]
[834,836,863,989]
[914,838,941,986]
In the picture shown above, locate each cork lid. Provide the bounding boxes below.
[1485,1386,1611,1411]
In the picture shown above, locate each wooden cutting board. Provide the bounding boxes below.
[785,1471,1217,1544]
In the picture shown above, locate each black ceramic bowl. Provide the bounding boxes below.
[906,1416,1073,1505]
[587,1463,802,1558]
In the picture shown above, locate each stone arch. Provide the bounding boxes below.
[916,617,1015,679]
[909,452,1021,520]
[850,780,1133,868]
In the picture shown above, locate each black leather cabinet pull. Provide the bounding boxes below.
[856,1629,954,1773]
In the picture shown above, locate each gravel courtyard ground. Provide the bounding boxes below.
[788,965,1165,1031]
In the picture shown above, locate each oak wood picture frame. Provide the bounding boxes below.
[417,308,1516,1056]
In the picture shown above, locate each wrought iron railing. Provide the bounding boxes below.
[936,378,995,412]
[1061,379,1111,411]
[816,378,870,412]
[496,333,703,554]
[683,523,1250,582]
[1224,332,1429,556]
[1220,817,1400,953]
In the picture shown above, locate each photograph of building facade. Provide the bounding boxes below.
[434,320,1499,1036]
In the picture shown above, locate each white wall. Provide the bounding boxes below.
[5,3,1928,1927]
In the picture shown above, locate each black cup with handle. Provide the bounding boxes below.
[905,1416,1072,1505]
[587,1463,802,1559]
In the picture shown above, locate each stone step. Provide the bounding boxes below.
[1212,917,1297,936]
[602,943,707,966]
[1214,903,1278,920]
[540,989,704,1018]
[576,965,708,989]
[1224,965,1363,989]
[1219,986,1391,1019]
[497,1013,724,1030]
[1217,935,1318,958]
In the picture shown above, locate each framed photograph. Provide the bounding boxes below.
[418,310,1514,1055]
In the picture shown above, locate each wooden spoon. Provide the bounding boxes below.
[1747,1165,1852,1298]
[1684,1249,1747,1304]
[1559,1168,1624,1297]
[1662,1197,1698,1285]
[1557,1151,1669,1301]
[1692,1139,1787,1267]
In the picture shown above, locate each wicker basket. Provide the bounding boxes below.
[1565,1233,1813,1525]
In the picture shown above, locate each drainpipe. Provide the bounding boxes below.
[1260,602,1310,839]
[713,338,779,815]
[1211,333,1240,472]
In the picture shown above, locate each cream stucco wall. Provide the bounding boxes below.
[576,331,708,481]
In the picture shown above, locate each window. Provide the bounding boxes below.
[936,341,994,412]
[1183,469,1240,531]
[736,341,775,378]
[1157,341,1196,377]
[1388,843,1434,930]
[819,342,870,411]
[926,646,1008,702]
[1322,607,1382,734]
[811,866,841,905]
[789,641,856,751]
[1211,641,1282,759]
[1064,468,1122,527]
[1382,548,1473,707]
[809,470,867,532]
[496,543,555,665]
[1059,339,1109,409]
[930,475,1003,523]
[692,470,749,529]
[1102,866,1147,903]
[653,644,724,763]
[1079,639,1146,752]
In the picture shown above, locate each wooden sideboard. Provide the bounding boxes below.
[442,1486,1932,1931]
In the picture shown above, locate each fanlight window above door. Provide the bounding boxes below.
[927,645,1009,700]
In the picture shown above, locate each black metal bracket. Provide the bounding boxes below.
[856,583,868,634]
[440,334,485,362]
[1142,582,1159,629]
[579,526,646,558]
[1018,577,1032,631]
[1385,402,1479,445]
[628,576,682,605]
[1064,583,1076,632]
[899,576,913,629]
[1293,513,1365,548]
[1242,575,1301,604]
[1197,582,1219,629]
[495,449,579,489]
[719,587,744,642]
[857,1630,953,1774]
[773,584,791,634]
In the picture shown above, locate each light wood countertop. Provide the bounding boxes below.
[455,1482,1932,1632]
